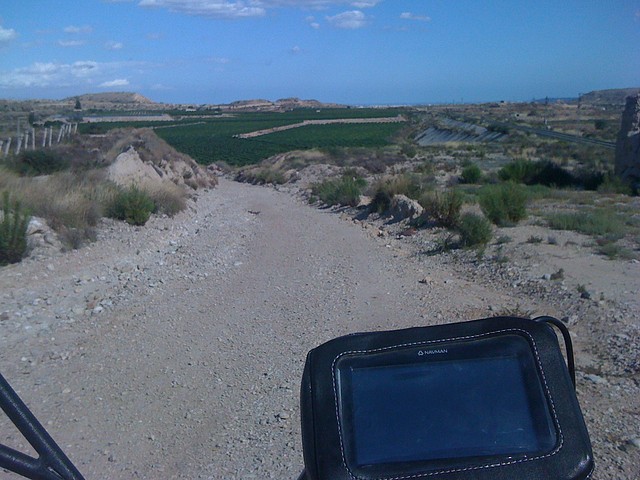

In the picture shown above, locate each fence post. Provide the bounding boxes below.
[4,138,10,157]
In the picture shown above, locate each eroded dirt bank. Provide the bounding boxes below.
[1,179,638,479]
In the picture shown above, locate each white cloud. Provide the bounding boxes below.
[64,25,93,34]
[399,12,430,22]
[0,60,141,89]
[265,0,380,7]
[138,0,266,18]
[290,45,302,54]
[100,78,130,87]
[305,15,320,28]
[350,1,379,7]
[326,10,367,29]
[105,41,124,50]
[0,26,17,43]
[136,1,381,19]
[58,40,86,47]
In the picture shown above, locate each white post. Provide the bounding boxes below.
[56,126,63,144]
[4,138,11,156]
[15,134,23,155]
[31,128,36,150]
[73,123,78,134]
[42,128,47,148]
[48,127,53,147]
[23,130,29,150]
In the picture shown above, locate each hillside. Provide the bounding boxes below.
[67,92,156,105]
[580,88,640,106]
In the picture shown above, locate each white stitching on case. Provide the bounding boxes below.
[330,328,564,480]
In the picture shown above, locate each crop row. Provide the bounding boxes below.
[78,108,407,166]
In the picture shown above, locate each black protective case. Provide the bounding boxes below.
[300,316,594,480]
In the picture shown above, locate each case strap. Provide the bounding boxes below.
[533,316,576,388]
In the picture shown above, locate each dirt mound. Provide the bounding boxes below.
[105,128,218,190]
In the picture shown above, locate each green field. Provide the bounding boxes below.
[78,108,407,166]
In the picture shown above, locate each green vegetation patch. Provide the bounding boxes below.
[479,183,528,226]
[457,212,493,248]
[545,209,627,238]
[108,185,156,226]
[311,171,367,207]
[80,108,406,167]
[6,150,70,176]
[0,191,31,266]
[419,189,464,229]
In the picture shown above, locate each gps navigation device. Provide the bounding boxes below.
[300,316,593,480]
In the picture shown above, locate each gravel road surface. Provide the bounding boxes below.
[1,179,638,479]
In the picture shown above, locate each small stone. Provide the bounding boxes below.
[542,273,551,281]
[62,388,71,394]
[46,264,55,272]
[628,437,640,449]
[584,374,608,385]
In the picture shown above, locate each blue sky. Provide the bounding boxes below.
[1,0,639,105]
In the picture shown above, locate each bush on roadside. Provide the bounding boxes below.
[237,166,287,185]
[419,189,463,229]
[147,182,188,217]
[545,210,626,238]
[108,185,156,226]
[499,159,573,188]
[457,213,493,248]
[369,173,429,213]
[596,175,633,195]
[479,183,528,226]
[311,171,366,207]
[8,150,70,176]
[0,191,31,265]
[460,163,483,184]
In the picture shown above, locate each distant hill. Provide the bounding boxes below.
[67,92,156,105]
[226,97,346,111]
[579,88,640,106]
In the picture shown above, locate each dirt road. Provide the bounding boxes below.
[1,179,638,479]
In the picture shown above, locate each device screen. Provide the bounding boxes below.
[340,338,557,467]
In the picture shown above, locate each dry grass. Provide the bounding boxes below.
[1,166,117,248]
[146,181,188,216]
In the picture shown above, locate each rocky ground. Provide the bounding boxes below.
[1,178,639,479]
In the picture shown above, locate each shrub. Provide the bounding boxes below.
[594,119,606,130]
[147,182,187,217]
[311,172,366,207]
[0,192,31,265]
[479,183,528,226]
[108,185,155,225]
[596,241,636,260]
[460,163,483,184]
[499,159,573,187]
[369,173,429,213]
[498,159,537,184]
[9,150,70,176]
[457,213,493,248]
[239,167,287,185]
[419,189,463,229]
[597,175,633,195]
[545,210,626,238]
